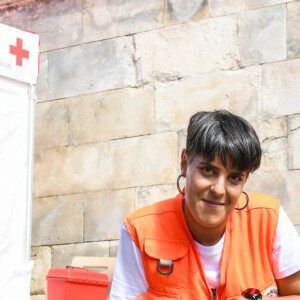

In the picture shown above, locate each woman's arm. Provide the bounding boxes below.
[270,207,300,298]
[109,223,148,300]
[275,270,300,298]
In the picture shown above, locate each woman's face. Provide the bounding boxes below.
[181,150,249,229]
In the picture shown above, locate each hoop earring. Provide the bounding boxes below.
[235,191,249,211]
[177,174,185,195]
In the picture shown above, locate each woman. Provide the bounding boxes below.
[110,111,300,299]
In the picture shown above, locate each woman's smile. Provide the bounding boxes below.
[201,198,226,208]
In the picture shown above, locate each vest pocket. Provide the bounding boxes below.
[137,288,180,299]
[144,236,189,288]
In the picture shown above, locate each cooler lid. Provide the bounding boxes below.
[47,267,109,286]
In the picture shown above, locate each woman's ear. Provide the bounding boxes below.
[180,149,188,177]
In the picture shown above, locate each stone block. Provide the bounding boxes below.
[164,0,209,25]
[33,142,108,197]
[284,171,300,225]
[51,241,109,268]
[108,133,178,189]
[238,5,286,66]
[209,0,244,16]
[288,115,300,169]
[261,137,286,152]
[287,1,300,59]
[262,59,300,116]
[210,0,292,16]
[31,296,46,300]
[255,118,287,143]
[84,189,135,242]
[244,0,293,10]
[30,247,51,295]
[0,0,82,52]
[135,184,178,209]
[261,138,288,172]
[48,37,136,100]
[68,87,155,144]
[289,129,300,170]
[110,240,119,257]
[244,171,287,204]
[135,15,239,82]
[32,195,83,246]
[34,100,68,150]
[155,66,260,132]
[36,53,48,103]
[288,115,300,131]
[83,0,163,42]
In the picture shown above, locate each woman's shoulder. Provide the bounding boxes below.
[247,192,280,211]
[126,193,182,222]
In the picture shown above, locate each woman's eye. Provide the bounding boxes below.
[201,167,213,174]
[229,175,242,182]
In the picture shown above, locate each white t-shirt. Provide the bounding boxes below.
[109,206,300,300]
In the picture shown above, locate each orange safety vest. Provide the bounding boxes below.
[124,192,280,299]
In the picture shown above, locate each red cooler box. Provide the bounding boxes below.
[47,266,110,300]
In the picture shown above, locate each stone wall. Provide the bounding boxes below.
[0,0,299,298]
[0,0,39,11]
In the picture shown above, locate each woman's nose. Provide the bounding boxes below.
[210,177,226,195]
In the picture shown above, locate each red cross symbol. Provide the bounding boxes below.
[10,38,30,67]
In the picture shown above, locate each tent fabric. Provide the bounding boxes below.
[0,75,35,299]
[0,22,39,299]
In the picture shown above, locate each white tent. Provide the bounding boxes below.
[0,23,39,299]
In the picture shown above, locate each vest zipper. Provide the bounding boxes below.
[211,288,217,300]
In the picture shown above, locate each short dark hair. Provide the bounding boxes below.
[186,110,261,172]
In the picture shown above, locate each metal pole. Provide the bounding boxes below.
[25,84,36,262]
